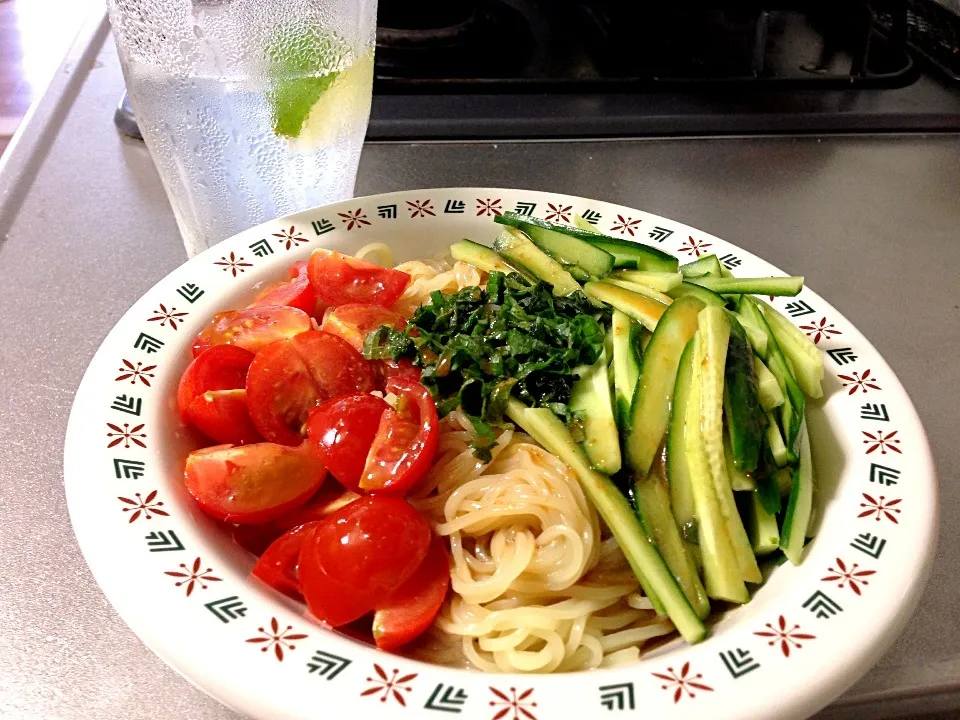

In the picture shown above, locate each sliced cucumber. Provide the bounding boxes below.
[584,281,667,332]
[780,416,814,565]
[694,307,762,585]
[756,299,824,399]
[732,310,768,357]
[494,212,615,278]
[610,270,683,292]
[625,295,704,478]
[450,239,535,282]
[569,348,621,474]
[563,262,591,283]
[765,411,790,467]
[680,254,724,278]
[746,491,780,555]
[633,470,711,619]
[611,311,642,427]
[572,214,595,231]
[688,276,804,297]
[604,277,674,306]
[492,227,581,297]
[504,399,706,642]
[725,433,756,491]
[754,355,785,411]
[666,281,726,308]
[724,314,763,473]
[580,236,679,273]
[684,335,749,604]
[667,340,700,569]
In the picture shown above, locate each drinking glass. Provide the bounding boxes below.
[106,0,377,256]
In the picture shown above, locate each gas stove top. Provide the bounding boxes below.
[368,0,960,138]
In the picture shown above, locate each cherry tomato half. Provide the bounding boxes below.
[360,378,438,495]
[374,358,422,389]
[184,441,326,524]
[307,250,410,307]
[192,305,312,358]
[185,388,261,445]
[177,345,255,422]
[298,496,431,626]
[245,331,376,445]
[307,394,389,492]
[372,535,450,650]
[320,303,406,352]
[251,521,320,600]
[247,261,317,315]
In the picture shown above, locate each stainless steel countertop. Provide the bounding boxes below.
[1,26,958,720]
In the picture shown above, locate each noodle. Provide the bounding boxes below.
[395,260,676,673]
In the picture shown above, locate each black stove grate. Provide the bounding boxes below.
[879,0,960,81]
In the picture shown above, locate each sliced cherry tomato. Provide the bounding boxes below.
[184,441,326,524]
[245,330,376,445]
[192,305,312,358]
[360,378,438,495]
[372,535,450,650]
[320,303,406,352]
[307,250,410,307]
[186,388,261,445]
[232,487,359,555]
[248,261,317,314]
[251,521,321,600]
[177,345,255,422]
[374,358,422,388]
[307,394,389,492]
[298,496,431,626]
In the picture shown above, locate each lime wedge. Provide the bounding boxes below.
[291,50,374,151]
[266,28,349,139]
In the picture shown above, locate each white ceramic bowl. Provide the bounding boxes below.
[65,188,937,720]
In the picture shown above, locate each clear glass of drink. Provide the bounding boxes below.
[106,0,377,256]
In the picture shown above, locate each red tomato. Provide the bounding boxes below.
[177,345,255,422]
[307,394,389,492]
[360,378,439,495]
[184,441,327,524]
[307,250,410,307]
[375,358,422,388]
[245,331,376,445]
[232,487,359,555]
[251,521,320,599]
[248,261,316,314]
[320,303,406,352]
[186,389,261,445]
[298,496,431,626]
[372,535,450,650]
[192,305,312,358]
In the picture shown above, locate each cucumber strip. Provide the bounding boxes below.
[569,349,621,474]
[780,417,814,565]
[604,277,674,305]
[746,491,780,555]
[525,226,616,278]
[492,227,581,297]
[610,270,683,292]
[667,340,700,569]
[450,240,535,282]
[754,355,785,410]
[695,307,763,585]
[754,459,783,515]
[639,328,653,352]
[505,399,706,642]
[725,433,756,491]
[774,467,794,496]
[689,276,804,296]
[584,281,667,332]
[611,311,642,428]
[732,310,768,357]
[756,299,825,399]
[738,297,804,449]
[572,214,595,231]
[563,263,591,283]
[581,237,679,273]
[633,470,711,619]
[625,296,704,478]
[723,314,763,473]
[765,411,790,467]
[680,254,724,278]
[666,281,726,308]
[684,335,750,604]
